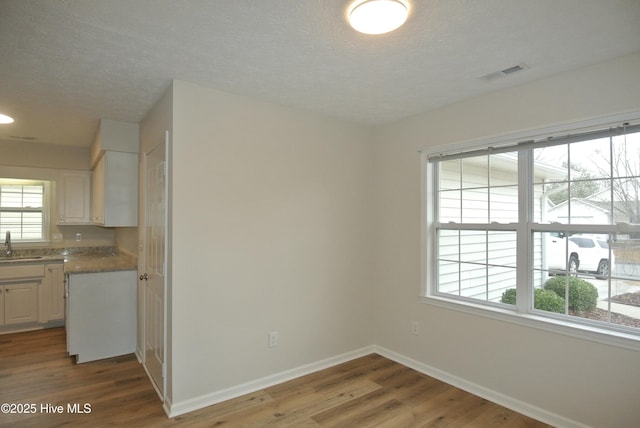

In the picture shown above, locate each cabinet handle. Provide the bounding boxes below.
[139,273,148,281]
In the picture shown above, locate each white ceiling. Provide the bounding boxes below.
[1,0,640,147]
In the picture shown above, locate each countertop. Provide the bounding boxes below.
[64,253,138,274]
[0,247,138,274]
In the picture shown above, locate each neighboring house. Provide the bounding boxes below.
[546,198,611,224]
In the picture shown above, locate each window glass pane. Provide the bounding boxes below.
[438,229,459,261]
[461,188,487,222]
[534,144,568,184]
[488,231,517,267]
[611,178,640,225]
[438,260,460,295]
[439,159,461,190]
[461,156,487,189]
[490,185,518,223]
[438,189,460,223]
[488,265,517,302]
[23,186,44,208]
[569,137,610,180]
[1,186,24,208]
[459,262,486,299]
[460,230,486,264]
[568,177,611,224]
[610,131,640,225]
[489,153,518,186]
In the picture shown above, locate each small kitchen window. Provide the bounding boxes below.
[0,178,49,242]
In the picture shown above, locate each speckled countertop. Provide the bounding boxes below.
[0,247,137,274]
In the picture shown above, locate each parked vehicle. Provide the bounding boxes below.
[546,233,615,279]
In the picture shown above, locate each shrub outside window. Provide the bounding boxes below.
[424,122,640,338]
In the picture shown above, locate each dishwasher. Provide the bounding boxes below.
[65,270,137,363]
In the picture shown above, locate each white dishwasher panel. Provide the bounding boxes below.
[67,270,136,363]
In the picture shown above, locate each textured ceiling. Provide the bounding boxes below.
[1,0,640,147]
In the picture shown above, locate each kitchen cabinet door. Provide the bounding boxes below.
[44,264,65,321]
[91,151,138,227]
[0,288,4,326]
[57,172,91,225]
[91,155,105,224]
[4,282,39,324]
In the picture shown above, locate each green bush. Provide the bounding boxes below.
[543,276,598,313]
[500,288,565,313]
[534,289,566,313]
[501,288,517,305]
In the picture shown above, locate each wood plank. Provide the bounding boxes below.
[0,328,552,427]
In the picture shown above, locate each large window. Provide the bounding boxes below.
[0,179,47,242]
[424,122,640,339]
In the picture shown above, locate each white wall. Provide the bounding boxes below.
[169,81,374,406]
[0,139,90,170]
[371,52,640,428]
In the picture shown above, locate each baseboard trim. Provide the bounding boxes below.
[166,344,588,427]
[167,345,376,418]
[373,346,590,428]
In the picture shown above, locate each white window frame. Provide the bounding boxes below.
[0,179,50,243]
[421,112,640,351]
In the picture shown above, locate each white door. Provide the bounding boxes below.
[142,134,167,396]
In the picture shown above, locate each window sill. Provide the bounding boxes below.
[421,294,640,352]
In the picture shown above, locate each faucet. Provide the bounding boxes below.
[4,231,12,257]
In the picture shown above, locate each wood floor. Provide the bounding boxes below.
[0,328,550,427]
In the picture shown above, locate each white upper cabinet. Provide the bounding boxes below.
[57,171,91,225]
[92,151,138,226]
[91,119,139,227]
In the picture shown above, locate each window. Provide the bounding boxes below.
[424,121,640,340]
[0,179,47,242]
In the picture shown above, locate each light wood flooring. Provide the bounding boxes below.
[0,328,550,427]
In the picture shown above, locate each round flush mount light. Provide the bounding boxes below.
[348,0,409,35]
[0,114,14,124]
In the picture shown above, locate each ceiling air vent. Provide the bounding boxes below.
[480,63,529,82]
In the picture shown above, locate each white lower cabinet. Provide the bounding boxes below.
[43,264,65,322]
[2,282,39,325]
[66,270,137,363]
[0,262,64,330]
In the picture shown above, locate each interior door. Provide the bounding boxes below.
[142,134,167,397]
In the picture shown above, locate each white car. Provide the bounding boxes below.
[546,234,615,279]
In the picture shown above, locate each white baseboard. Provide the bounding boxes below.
[166,344,588,427]
[373,346,590,428]
[167,345,376,418]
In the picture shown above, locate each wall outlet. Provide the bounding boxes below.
[268,331,279,348]
[411,321,420,336]
[75,233,82,242]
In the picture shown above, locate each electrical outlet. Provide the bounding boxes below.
[268,331,279,348]
[75,233,82,242]
[411,321,420,336]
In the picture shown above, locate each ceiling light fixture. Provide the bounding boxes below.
[0,114,14,124]
[348,0,409,35]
